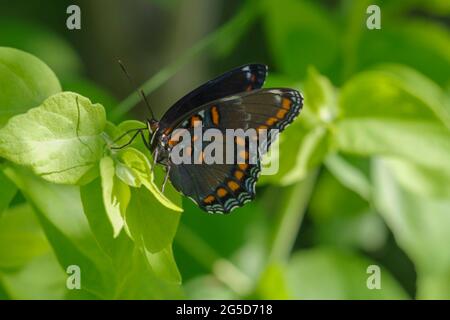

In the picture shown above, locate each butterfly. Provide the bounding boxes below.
[114,64,303,214]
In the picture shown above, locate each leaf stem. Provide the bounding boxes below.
[175,223,253,296]
[112,1,258,121]
[267,170,319,263]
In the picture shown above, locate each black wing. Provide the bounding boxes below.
[159,64,267,127]
[166,88,303,213]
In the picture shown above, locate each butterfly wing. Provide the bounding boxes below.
[159,64,267,127]
[166,88,303,213]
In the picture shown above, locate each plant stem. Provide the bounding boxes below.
[112,1,258,121]
[175,223,253,297]
[268,170,319,263]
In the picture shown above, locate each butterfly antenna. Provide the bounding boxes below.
[118,60,156,121]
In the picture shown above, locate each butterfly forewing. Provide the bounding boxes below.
[159,64,267,127]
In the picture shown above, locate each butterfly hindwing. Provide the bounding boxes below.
[169,162,260,213]
[164,88,303,213]
[159,64,267,127]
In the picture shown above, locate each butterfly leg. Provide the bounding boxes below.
[161,165,171,194]
[110,129,143,150]
[151,148,158,175]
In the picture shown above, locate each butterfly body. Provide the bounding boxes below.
[142,64,303,214]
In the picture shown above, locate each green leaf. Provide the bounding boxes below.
[80,176,133,260]
[117,147,182,212]
[385,158,450,199]
[334,119,450,172]
[0,92,106,185]
[339,65,450,129]
[309,168,388,252]
[145,246,182,284]
[81,178,182,290]
[99,157,129,237]
[263,0,338,79]
[385,158,450,198]
[355,20,450,87]
[373,159,450,299]
[260,105,330,186]
[3,165,114,298]
[325,153,372,201]
[255,263,290,299]
[0,204,49,270]
[261,69,336,186]
[114,248,183,299]
[0,47,61,127]
[0,169,17,217]
[0,20,82,80]
[0,252,67,300]
[126,186,181,253]
[303,66,338,122]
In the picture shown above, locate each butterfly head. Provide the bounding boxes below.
[146,118,159,134]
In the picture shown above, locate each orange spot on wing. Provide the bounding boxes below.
[250,74,256,82]
[246,85,253,91]
[211,106,220,126]
[217,188,228,198]
[203,195,215,204]
[276,109,288,119]
[266,117,278,126]
[282,97,292,109]
[238,163,248,171]
[228,180,240,191]
[234,170,244,180]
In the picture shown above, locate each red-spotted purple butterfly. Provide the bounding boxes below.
[115,64,303,214]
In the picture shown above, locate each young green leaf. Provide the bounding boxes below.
[304,66,338,122]
[336,66,450,175]
[126,186,181,253]
[114,248,183,299]
[117,147,182,212]
[0,47,61,127]
[145,246,182,284]
[80,177,182,288]
[0,92,106,185]
[339,65,450,128]
[99,157,129,237]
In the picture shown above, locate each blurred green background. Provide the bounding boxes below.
[0,0,449,299]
